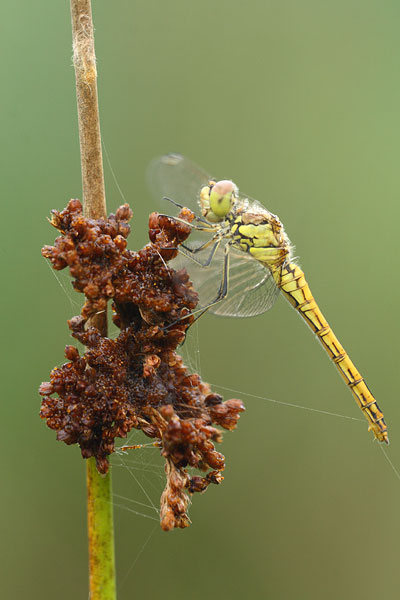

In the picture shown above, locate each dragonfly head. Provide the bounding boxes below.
[200,179,237,222]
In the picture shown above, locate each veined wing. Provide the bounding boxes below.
[147,154,213,214]
[148,154,278,221]
[172,243,280,318]
[234,190,278,221]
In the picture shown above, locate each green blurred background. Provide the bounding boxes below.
[2,1,400,598]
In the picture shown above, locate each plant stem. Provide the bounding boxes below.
[70,0,106,221]
[70,2,116,598]
[87,458,116,600]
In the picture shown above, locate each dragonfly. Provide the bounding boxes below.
[148,153,388,444]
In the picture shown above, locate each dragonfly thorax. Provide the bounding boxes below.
[229,210,292,271]
[199,180,238,222]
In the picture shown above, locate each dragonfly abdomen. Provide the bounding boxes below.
[278,262,388,443]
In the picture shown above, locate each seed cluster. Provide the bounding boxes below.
[40,199,245,529]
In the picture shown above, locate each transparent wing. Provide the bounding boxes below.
[172,242,280,318]
[148,153,277,219]
[215,248,280,317]
[147,154,213,213]
[235,191,277,221]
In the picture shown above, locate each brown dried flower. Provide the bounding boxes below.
[40,199,245,529]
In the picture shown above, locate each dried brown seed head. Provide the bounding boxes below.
[39,200,245,529]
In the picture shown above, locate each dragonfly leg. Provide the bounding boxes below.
[163,245,230,331]
[180,238,221,267]
[158,213,217,233]
[188,244,230,322]
[162,196,184,209]
[208,243,229,303]
[162,197,211,226]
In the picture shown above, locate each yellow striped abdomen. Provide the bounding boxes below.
[277,262,388,443]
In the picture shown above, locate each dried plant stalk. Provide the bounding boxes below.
[69,1,115,598]
[70,0,106,220]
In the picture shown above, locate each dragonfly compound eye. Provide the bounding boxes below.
[209,180,236,218]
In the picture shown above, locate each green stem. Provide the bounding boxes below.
[87,458,116,600]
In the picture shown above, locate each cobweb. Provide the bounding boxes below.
[41,149,400,592]
[43,215,400,527]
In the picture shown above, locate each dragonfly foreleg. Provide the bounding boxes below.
[162,196,214,227]
[158,213,217,233]
[162,196,185,209]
